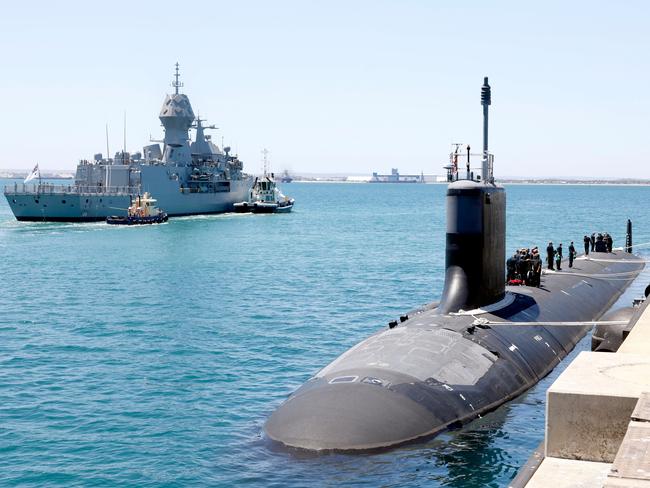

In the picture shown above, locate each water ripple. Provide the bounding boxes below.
[1,181,649,486]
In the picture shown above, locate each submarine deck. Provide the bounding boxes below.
[265,250,644,451]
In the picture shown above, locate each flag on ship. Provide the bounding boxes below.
[24,164,40,183]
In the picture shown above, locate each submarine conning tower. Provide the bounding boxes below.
[438,77,506,314]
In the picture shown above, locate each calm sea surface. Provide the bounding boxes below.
[1,180,650,487]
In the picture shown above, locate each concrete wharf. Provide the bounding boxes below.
[512,297,650,487]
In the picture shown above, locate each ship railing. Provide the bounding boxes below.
[445,152,494,183]
[4,183,141,196]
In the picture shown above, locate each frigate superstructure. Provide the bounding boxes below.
[4,64,253,221]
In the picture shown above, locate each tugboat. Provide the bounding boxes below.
[233,174,294,214]
[106,193,168,225]
[234,150,294,214]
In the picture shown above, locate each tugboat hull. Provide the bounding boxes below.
[233,200,294,214]
[274,202,294,213]
[106,213,168,225]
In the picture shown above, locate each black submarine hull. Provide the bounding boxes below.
[265,251,644,451]
[265,78,644,452]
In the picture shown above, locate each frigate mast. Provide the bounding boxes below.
[172,62,183,95]
[159,62,194,165]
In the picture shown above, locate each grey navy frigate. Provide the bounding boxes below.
[4,64,253,221]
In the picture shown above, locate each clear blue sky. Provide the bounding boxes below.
[1,1,649,178]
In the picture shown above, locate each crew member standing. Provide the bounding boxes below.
[606,234,613,253]
[532,249,542,287]
[584,235,590,256]
[547,242,555,270]
[556,243,563,271]
[590,233,596,252]
[569,241,576,268]
[507,253,517,281]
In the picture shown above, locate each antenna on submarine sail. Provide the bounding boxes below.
[481,77,493,184]
[437,77,506,314]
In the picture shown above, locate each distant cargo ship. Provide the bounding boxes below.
[369,168,424,183]
[279,170,293,183]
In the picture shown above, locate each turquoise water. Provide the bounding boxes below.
[1,180,649,487]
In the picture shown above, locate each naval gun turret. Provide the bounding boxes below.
[264,77,644,452]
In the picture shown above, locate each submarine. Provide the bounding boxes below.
[265,78,645,451]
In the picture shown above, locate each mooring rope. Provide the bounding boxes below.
[618,240,650,251]
[575,256,649,264]
[473,318,629,327]
[541,269,641,282]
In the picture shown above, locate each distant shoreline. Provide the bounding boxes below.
[264,178,650,186]
[293,180,650,186]
[2,176,650,186]
[497,179,650,186]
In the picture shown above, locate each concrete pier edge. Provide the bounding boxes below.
[513,297,650,487]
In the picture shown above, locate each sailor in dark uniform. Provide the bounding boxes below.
[507,253,517,281]
[606,234,613,253]
[584,235,590,256]
[569,241,576,268]
[595,233,607,252]
[547,242,555,270]
[590,233,596,252]
[556,244,563,271]
[532,249,542,286]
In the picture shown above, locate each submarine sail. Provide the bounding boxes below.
[264,78,644,451]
